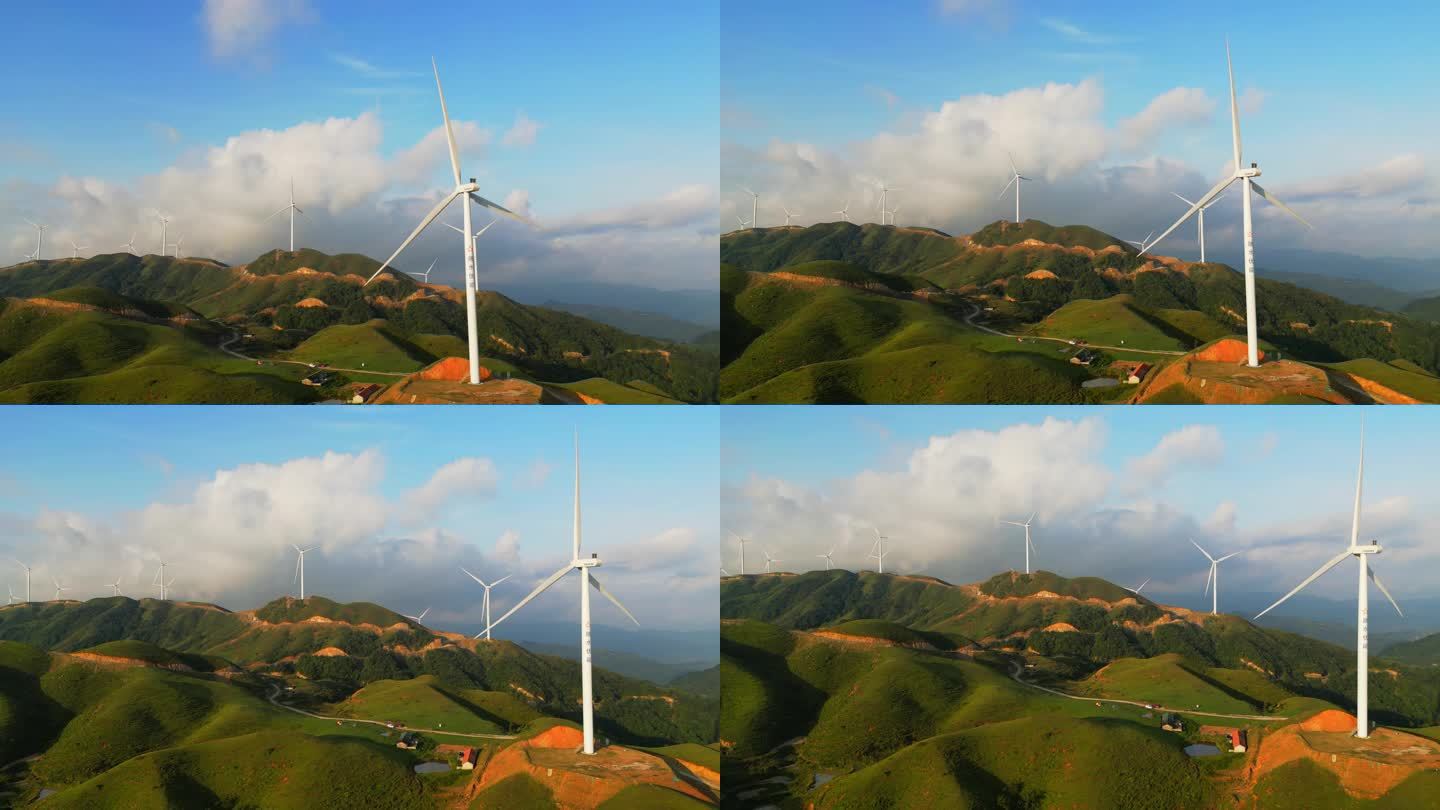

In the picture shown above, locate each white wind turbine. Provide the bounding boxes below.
[12,559,30,602]
[1170,192,1225,262]
[1191,539,1240,615]
[720,567,730,577]
[406,607,431,624]
[484,432,638,756]
[24,220,46,260]
[413,259,438,284]
[876,182,900,224]
[266,178,308,252]
[762,549,783,573]
[869,528,889,574]
[362,58,532,386]
[833,201,851,223]
[168,236,184,258]
[5,586,15,605]
[740,187,759,229]
[1126,231,1155,251]
[461,569,511,640]
[153,560,174,601]
[1255,423,1400,739]
[817,546,836,570]
[998,153,1032,223]
[109,577,123,597]
[292,545,316,601]
[731,533,749,575]
[998,513,1036,574]
[69,239,87,259]
[884,205,900,226]
[51,577,69,601]
[734,215,751,231]
[782,206,800,226]
[444,217,498,251]
[154,214,171,256]
[122,233,137,254]
[1141,41,1311,368]
[1128,577,1151,596]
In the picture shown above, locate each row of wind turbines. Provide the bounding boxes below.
[18,213,186,262]
[8,557,175,604]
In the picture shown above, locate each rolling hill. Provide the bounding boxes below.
[719,221,1440,404]
[0,250,718,403]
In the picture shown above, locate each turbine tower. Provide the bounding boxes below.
[363,58,532,386]
[833,201,850,223]
[731,533,748,575]
[876,182,900,224]
[1191,539,1240,615]
[265,178,307,252]
[413,259,437,284]
[762,549,782,573]
[153,560,174,601]
[155,214,171,256]
[168,236,184,258]
[292,545,316,601]
[122,233,137,254]
[109,577,123,597]
[24,220,46,260]
[998,513,1036,574]
[484,432,638,756]
[51,577,68,601]
[869,528,889,574]
[12,559,30,602]
[68,239,87,259]
[998,154,1031,223]
[444,217,498,252]
[461,569,511,640]
[1142,41,1311,368]
[782,206,800,226]
[1171,191,1225,262]
[1256,422,1400,739]
[740,187,759,229]
[817,546,836,570]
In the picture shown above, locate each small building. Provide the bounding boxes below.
[395,732,419,750]
[350,383,382,404]
[1127,363,1151,384]
[301,371,336,387]
[1229,728,1248,753]
[1161,713,1185,732]
[1070,349,1098,366]
[459,747,479,770]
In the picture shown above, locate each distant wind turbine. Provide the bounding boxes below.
[833,201,851,223]
[1127,578,1151,596]
[155,213,171,256]
[168,235,184,258]
[876,182,900,224]
[69,239,87,259]
[461,569,511,640]
[406,607,431,624]
[293,545,316,601]
[885,205,900,226]
[24,219,46,260]
[1255,421,1400,739]
[51,577,69,601]
[720,567,730,577]
[109,577,123,597]
[443,217,498,249]
[782,206,800,226]
[869,528,890,574]
[998,513,1037,574]
[998,153,1032,223]
[731,533,749,575]
[12,559,30,602]
[153,560,174,601]
[5,585,15,605]
[413,259,438,284]
[1142,41,1311,368]
[734,215,751,231]
[1191,539,1240,615]
[1171,192,1225,262]
[483,431,638,756]
[1126,230,1155,251]
[362,58,533,386]
[762,549,782,573]
[740,187,759,229]
[817,546,836,570]
[266,178,308,252]
[122,233,137,254]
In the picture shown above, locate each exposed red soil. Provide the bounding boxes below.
[1249,710,1440,800]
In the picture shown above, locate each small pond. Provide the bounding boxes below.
[413,762,451,774]
[1184,743,1222,758]
[1081,378,1121,389]
[811,773,836,788]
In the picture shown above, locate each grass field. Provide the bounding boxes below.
[1074,654,1279,715]
[329,675,541,734]
[1033,295,1194,351]
[1246,758,1440,809]
[551,378,682,404]
[1326,358,1440,402]
[285,319,433,372]
[595,784,711,809]
[470,773,557,809]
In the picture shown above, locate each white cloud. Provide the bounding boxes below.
[1288,154,1427,201]
[494,529,521,562]
[1116,87,1214,151]
[202,0,313,61]
[1124,425,1224,492]
[1040,17,1118,45]
[329,53,422,79]
[404,457,499,517]
[501,113,543,147]
[522,458,553,488]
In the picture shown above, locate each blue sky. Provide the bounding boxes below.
[721,0,1440,260]
[0,405,720,632]
[2,1,718,291]
[722,406,1440,609]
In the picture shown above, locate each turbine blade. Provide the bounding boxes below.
[293,556,301,583]
[997,175,1017,198]
[1141,175,1236,255]
[589,575,639,626]
[461,567,485,586]
[1227,39,1242,171]
[493,574,511,586]
[364,190,461,285]
[1369,568,1403,617]
[432,58,463,188]
[1190,539,1215,562]
[443,223,464,234]
[486,564,573,630]
[1351,420,1365,547]
[468,192,531,226]
[1250,181,1312,229]
[1008,152,1018,174]
[1172,192,1196,206]
[1204,564,1213,596]
[265,206,290,221]
[1254,551,1352,620]
[1217,551,1242,562]
[474,220,497,238]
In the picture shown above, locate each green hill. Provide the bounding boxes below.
[720,221,964,276]
[1034,294,1233,351]
[969,219,1133,251]
[1379,630,1440,665]
[668,665,720,698]
[251,596,412,628]
[331,674,542,734]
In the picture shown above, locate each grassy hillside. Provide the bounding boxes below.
[1034,294,1232,351]
[720,222,964,276]
[779,259,940,293]
[1326,358,1440,402]
[252,595,412,628]
[1379,630,1440,665]
[969,219,1132,251]
[330,674,542,734]
[286,319,434,371]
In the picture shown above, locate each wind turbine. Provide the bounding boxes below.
[413,259,438,284]
[731,533,748,575]
[720,567,730,577]
[833,201,851,223]
[1141,41,1311,368]
[51,577,68,601]
[762,549,783,573]
[734,215,751,231]
[362,58,532,386]
[740,187,759,229]
[817,546,836,570]
[292,545,316,601]
[484,432,638,756]
[155,214,171,256]
[153,560,174,600]
[405,607,431,624]
[1126,230,1155,251]
[5,586,15,605]
[444,218,497,252]
[12,559,30,602]
[869,528,889,574]
[168,236,184,258]
[461,569,511,640]
[122,233,137,254]
[884,205,900,226]
[24,220,46,260]
[1128,577,1151,596]
[998,513,1036,574]
[1171,192,1226,262]
[69,239,87,259]
[1191,539,1240,615]
[1256,423,1399,739]
[782,206,800,226]
[266,178,308,252]
[876,182,900,224]
[998,153,1031,223]
[109,577,123,597]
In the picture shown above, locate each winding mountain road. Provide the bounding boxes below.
[265,683,516,741]
[217,328,408,378]
[962,303,1186,358]
[1007,660,1286,723]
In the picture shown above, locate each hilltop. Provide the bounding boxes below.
[719,220,1440,404]
[0,250,718,403]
